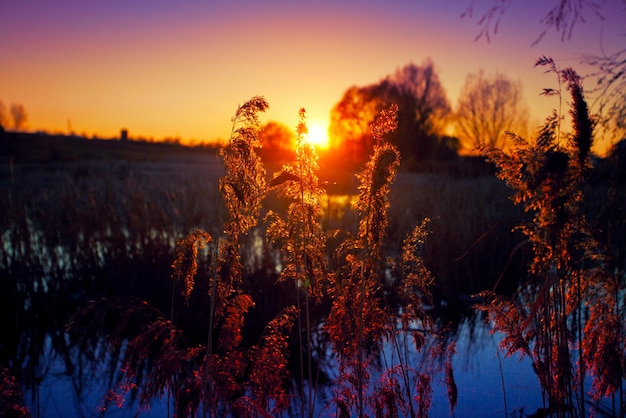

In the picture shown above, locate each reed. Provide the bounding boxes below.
[324,105,450,418]
[265,108,328,418]
[61,98,297,417]
[479,59,624,417]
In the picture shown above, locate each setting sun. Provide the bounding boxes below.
[306,123,330,149]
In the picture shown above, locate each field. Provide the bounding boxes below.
[1,127,624,417]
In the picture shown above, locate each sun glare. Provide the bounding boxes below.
[306,123,330,149]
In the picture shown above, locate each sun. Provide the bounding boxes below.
[306,123,330,149]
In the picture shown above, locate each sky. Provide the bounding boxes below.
[1,0,624,151]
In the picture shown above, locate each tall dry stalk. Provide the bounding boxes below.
[266,108,327,418]
[202,96,267,417]
[325,105,399,417]
[480,60,624,417]
[170,96,301,417]
[326,105,444,418]
[66,97,299,418]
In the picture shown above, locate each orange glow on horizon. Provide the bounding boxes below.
[1,2,623,157]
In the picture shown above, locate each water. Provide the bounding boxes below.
[6,232,620,418]
[0,219,546,417]
[19,314,545,417]
[431,322,542,417]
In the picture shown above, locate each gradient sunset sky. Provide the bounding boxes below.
[1,0,624,150]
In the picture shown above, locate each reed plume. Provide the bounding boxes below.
[326,104,444,418]
[480,61,623,417]
[265,108,328,418]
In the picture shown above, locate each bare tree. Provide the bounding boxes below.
[0,101,7,130]
[461,0,610,44]
[585,47,626,140]
[386,60,452,141]
[462,0,626,146]
[329,60,454,166]
[9,104,27,131]
[455,70,529,150]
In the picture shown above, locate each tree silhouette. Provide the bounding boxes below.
[455,69,529,151]
[329,60,454,168]
[385,60,452,165]
[462,0,610,44]
[462,0,626,148]
[9,104,27,131]
[0,101,7,130]
[258,121,296,164]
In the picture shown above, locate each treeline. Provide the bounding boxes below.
[260,59,532,171]
[0,100,27,132]
[0,131,220,163]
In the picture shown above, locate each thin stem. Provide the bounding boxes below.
[301,171,315,418]
[618,282,624,418]
[296,279,305,418]
[305,286,314,418]
[391,316,416,418]
[577,259,585,416]
[380,272,415,418]
[204,236,220,418]
[357,193,372,418]
[576,161,586,418]
[169,281,175,418]
[496,347,508,418]
[299,174,310,418]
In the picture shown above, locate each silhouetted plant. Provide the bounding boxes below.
[67,96,300,418]
[198,96,299,417]
[61,97,454,418]
[0,365,31,418]
[326,106,399,417]
[200,96,269,417]
[480,59,624,417]
[265,108,327,418]
[326,105,445,418]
